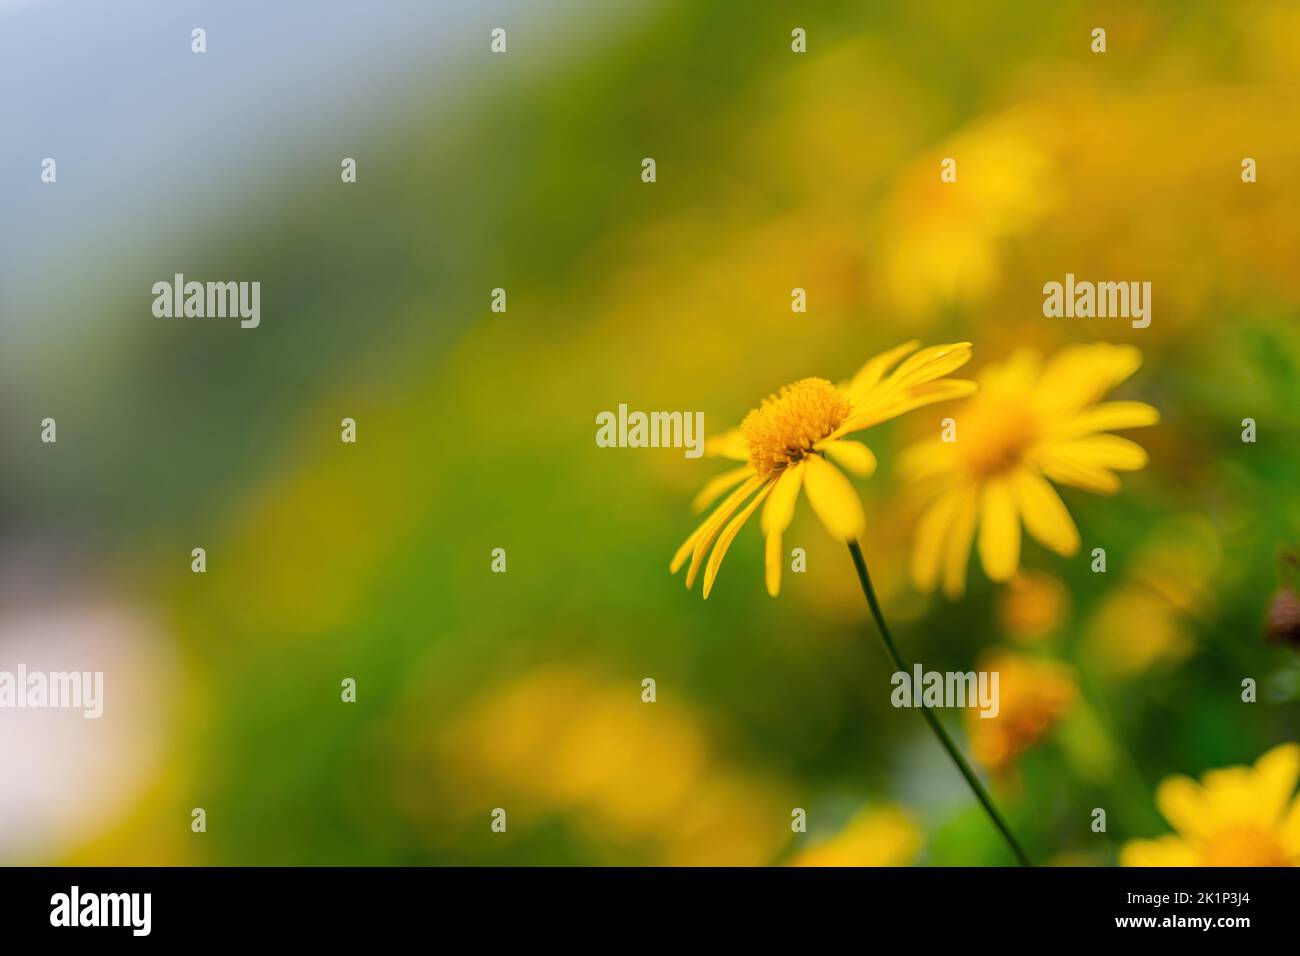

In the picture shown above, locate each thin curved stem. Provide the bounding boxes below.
[847,541,1032,867]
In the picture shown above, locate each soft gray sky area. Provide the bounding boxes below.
[3,1,455,275]
[0,0,646,356]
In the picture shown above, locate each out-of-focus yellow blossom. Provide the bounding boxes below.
[1085,516,1218,676]
[1122,744,1300,866]
[966,652,1077,773]
[673,342,975,598]
[882,111,1059,320]
[437,666,789,865]
[903,344,1158,598]
[1086,586,1195,677]
[789,805,921,867]
[998,570,1070,644]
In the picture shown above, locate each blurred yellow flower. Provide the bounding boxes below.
[903,344,1158,598]
[437,666,791,865]
[789,805,921,867]
[966,652,1077,773]
[1085,516,1218,676]
[1121,744,1300,866]
[882,111,1059,321]
[672,341,976,598]
[998,570,1069,644]
[1086,586,1195,677]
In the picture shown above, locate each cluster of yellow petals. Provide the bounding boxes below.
[903,344,1159,598]
[1122,744,1300,867]
[671,342,976,598]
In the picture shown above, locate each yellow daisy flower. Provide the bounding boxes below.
[672,341,976,598]
[902,343,1159,598]
[788,805,921,867]
[1121,743,1300,867]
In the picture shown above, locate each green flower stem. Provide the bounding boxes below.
[847,540,1033,867]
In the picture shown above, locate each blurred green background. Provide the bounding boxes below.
[2,0,1299,865]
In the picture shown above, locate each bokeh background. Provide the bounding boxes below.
[2,0,1299,866]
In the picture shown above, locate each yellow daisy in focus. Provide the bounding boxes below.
[1121,744,1300,867]
[902,344,1159,598]
[672,342,976,598]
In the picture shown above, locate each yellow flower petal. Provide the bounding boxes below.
[978,478,1020,582]
[761,462,804,535]
[819,440,877,478]
[838,379,978,436]
[1048,435,1149,471]
[1281,793,1300,858]
[1034,453,1121,495]
[847,340,920,398]
[1198,766,1257,826]
[1052,400,1160,438]
[803,454,866,542]
[1009,467,1079,556]
[1034,344,1142,417]
[672,487,727,574]
[1253,743,1300,824]
[691,466,754,512]
[1120,835,1200,867]
[979,348,1041,395]
[942,486,979,598]
[671,474,763,580]
[911,486,966,593]
[702,483,773,599]
[671,521,708,575]
[897,439,954,483]
[704,429,750,461]
[765,531,783,597]
[883,342,974,392]
[1154,775,1210,840]
[789,805,921,867]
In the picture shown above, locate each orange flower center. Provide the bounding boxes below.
[958,398,1039,478]
[741,378,851,477]
[1198,825,1292,867]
